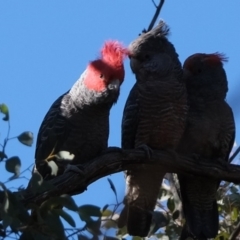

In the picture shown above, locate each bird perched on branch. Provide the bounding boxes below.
[178,53,235,240]
[31,41,128,186]
[118,21,188,237]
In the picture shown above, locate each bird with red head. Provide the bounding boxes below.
[30,40,128,190]
[178,52,235,239]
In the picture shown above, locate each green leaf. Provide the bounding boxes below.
[0,152,7,160]
[7,190,30,222]
[101,209,113,217]
[9,217,21,231]
[158,187,172,201]
[29,171,54,195]
[215,231,230,240]
[43,210,65,239]
[58,194,78,211]
[2,216,12,230]
[102,219,117,229]
[40,194,78,213]
[17,131,33,147]
[29,172,43,191]
[230,185,239,194]
[86,218,102,235]
[53,209,76,227]
[226,193,240,206]
[5,156,21,176]
[0,187,12,229]
[116,225,127,237]
[149,211,169,236]
[78,204,101,222]
[132,237,142,240]
[172,210,180,220]
[0,104,9,121]
[107,178,117,198]
[167,197,175,212]
[231,207,238,221]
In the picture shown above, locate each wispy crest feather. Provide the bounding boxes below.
[184,52,228,70]
[143,20,170,38]
[128,20,171,56]
[205,52,228,65]
[100,41,129,68]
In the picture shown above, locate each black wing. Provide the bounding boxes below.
[121,83,139,149]
[35,92,70,164]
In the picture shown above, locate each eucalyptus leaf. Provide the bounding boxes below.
[17,131,33,146]
[107,178,117,198]
[5,156,21,176]
[53,209,76,227]
[78,204,101,222]
[0,104,9,121]
[167,197,175,212]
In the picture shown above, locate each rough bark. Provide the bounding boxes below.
[20,147,240,207]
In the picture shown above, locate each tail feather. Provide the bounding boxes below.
[127,206,152,237]
[125,167,164,237]
[184,201,219,238]
[179,175,219,239]
[180,224,203,240]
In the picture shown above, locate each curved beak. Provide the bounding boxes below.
[108,79,120,91]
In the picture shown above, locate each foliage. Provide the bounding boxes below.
[0,3,239,240]
[0,104,240,240]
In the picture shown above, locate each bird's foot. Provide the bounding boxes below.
[216,158,229,170]
[136,144,153,160]
[64,164,85,175]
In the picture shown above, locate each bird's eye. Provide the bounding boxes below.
[99,74,104,79]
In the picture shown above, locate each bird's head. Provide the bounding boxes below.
[183,53,228,99]
[128,21,181,79]
[83,40,129,103]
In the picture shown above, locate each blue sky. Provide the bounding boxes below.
[1,0,240,237]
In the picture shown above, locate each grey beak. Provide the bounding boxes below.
[108,79,120,91]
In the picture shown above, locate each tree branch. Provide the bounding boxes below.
[229,145,240,163]
[230,220,240,240]
[147,0,165,31]
[21,147,240,207]
[151,0,158,8]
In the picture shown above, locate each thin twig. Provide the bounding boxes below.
[147,0,165,31]
[151,0,157,8]
[66,227,86,238]
[1,120,11,161]
[230,220,240,240]
[229,146,240,163]
[21,148,240,207]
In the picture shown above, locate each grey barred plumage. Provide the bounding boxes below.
[119,21,188,237]
[178,53,235,239]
